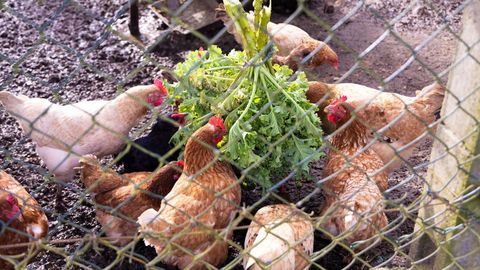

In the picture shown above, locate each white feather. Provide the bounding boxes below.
[36,146,80,181]
[137,208,159,227]
[28,224,45,239]
[344,212,356,230]
[137,208,160,247]
[245,223,296,270]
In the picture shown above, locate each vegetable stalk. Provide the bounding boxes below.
[167,0,324,188]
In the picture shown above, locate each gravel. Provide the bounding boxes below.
[361,0,464,32]
[0,0,465,269]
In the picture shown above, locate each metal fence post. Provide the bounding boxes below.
[409,1,480,269]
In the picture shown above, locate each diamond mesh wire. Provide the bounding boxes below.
[0,0,478,269]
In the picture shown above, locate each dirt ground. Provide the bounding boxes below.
[0,0,464,269]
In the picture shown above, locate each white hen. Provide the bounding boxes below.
[0,82,167,199]
[244,204,314,270]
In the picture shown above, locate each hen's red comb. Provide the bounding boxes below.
[208,116,225,130]
[153,79,169,96]
[177,160,184,168]
[331,95,347,105]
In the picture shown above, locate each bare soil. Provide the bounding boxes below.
[0,0,463,269]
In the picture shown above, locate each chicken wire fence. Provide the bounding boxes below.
[0,0,479,269]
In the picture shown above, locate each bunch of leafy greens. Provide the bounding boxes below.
[167,0,324,188]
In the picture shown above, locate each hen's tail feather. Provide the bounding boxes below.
[416,82,446,115]
[79,155,126,194]
[0,91,28,110]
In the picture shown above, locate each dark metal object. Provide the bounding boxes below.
[128,0,141,38]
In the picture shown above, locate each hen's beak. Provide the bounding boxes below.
[331,59,339,70]
[171,112,189,117]
[324,105,335,114]
[171,112,189,126]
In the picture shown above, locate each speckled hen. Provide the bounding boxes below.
[306,81,445,174]
[319,96,388,248]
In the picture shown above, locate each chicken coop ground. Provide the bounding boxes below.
[0,0,463,269]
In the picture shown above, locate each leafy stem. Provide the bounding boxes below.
[224,0,256,58]
[226,66,259,147]
[260,67,320,135]
[261,74,280,131]
[237,67,259,124]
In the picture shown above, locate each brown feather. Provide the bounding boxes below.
[307,81,445,173]
[320,103,388,248]
[79,155,129,193]
[95,162,180,215]
[80,160,180,246]
[272,39,338,70]
[0,171,48,269]
[138,122,241,269]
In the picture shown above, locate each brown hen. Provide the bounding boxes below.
[0,171,48,269]
[79,156,182,245]
[137,116,241,270]
[319,97,388,248]
[307,81,445,173]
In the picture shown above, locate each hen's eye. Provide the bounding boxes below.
[302,52,310,59]
[383,136,394,143]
